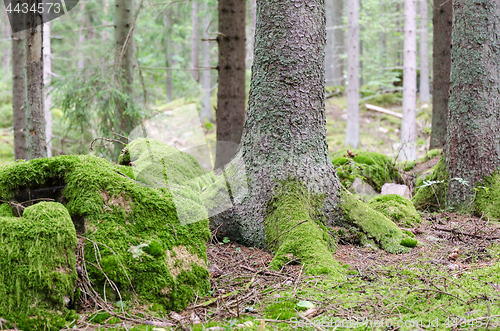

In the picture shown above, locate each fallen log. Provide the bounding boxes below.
[365,103,403,119]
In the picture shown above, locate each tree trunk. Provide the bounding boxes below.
[247,0,256,69]
[43,22,52,157]
[346,0,359,148]
[25,7,47,160]
[191,1,200,82]
[419,0,430,103]
[165,8,173,102]
[430,0,452,149]
[12,29,27,160]
[114,0,136,155]
[333,0,344,85]
[215,0,246,168]
[400,0,417,161]
[325,0,344,86]
[200,2,212,122]
[78,2,85,70]
[3,13,11,71]
[446,0,500,209]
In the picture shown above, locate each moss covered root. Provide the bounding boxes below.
[265,181,344,277]
[0,202,78,330]
[368,194,421,227]
[339,190,415,253]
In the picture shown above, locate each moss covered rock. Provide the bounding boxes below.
[0,202,77,330]
[331,149,399,192]
[412,157,448,211]
[0,141,212,320]
[368,194,421,227]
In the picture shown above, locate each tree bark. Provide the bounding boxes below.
[165,8,173,102]
[215,0,246,168]
[12,29,27,160]
[430,0,452,149]
[114,0,136,155]
[346,0,359,148]
[325,0,344,86]
[25,6,47,160]
[446,0,500,209]
[3,13,11,71]
[43,22,52,157]
[400,0,417,161]
[419,0,430,103]
[191,1,200,82]
[215,0,343,247]
[246,0,256,69]
[200,2,212,122]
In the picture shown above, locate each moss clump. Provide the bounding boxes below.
[265,181,344,276]
[412,156,448,211]
[339,190,413,254]
[0,203,13,216]
[0,140,212,315]
[474,173,500,220]
[400,237,418,248]
[331,149,399,192]
[0,202,78,330]
[368,194,421,227]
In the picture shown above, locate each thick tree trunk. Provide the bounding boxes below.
[215,0,246,168]
[191,1,200,82]
[43,22,52,157]
[25,8,47,160]
[346,0,359,148]
[419,0,430,103]
[400,0,417,161]
[446,0,500,209]
[165,8,173,102]
[12,29,27,160]
[430,0,452,149]
[114,0,136,155]
[216,0,343,247]
[200,3,212,122]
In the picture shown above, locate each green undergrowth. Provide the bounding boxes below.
[331,149,399,192]
[261,244,500,331]
[0,139,213,328]
[474,172,500,221]
[264,180,344,276]
[339,190,414,254]
[412,157,448,211]
[0,202,78,330]
[368,194,421,227]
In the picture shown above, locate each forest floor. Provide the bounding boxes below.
[69,211,500,331]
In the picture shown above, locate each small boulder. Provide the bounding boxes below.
[351,177,378,198]
[381,183,411,199]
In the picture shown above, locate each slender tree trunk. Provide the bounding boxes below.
[446,0,500,209]
[25,5,46,160]
[78,2,85,70]
[114,0,136,154]
[346,0,359,148]
[215,0,246,168]
[165,8,173,102]
[191,1,200,82]
[326,0,335,85]
[419,0,430,103]
[430,0,452,149]
[333,0,344,85]
[247,0,256,69]
[200,3,212,122]
[400,0,417,161]
[3,13,11,71]
[12,29,27,160]
[43,22,52,157]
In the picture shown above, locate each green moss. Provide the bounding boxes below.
[474,172,500,220]
[368,194,421,227]
[400,237,418,248]
[0,139,212,316]
[339,190,412,254]
[331,149,399,192]
[265,181,344,276]
[0,202,78,330]
[0,203,13,216]
[412,156,448,211]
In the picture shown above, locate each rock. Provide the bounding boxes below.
[381,183,411,199]
[350,177,378,197]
